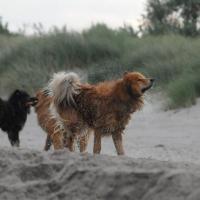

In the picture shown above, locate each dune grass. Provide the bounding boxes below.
[0,24,200,109]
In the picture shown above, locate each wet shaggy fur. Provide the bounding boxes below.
[0,90,37,147]
[35,89,67,151]
[49,71,154,155]
[35,89,89,152]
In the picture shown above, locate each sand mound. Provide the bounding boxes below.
[1,148,200,200]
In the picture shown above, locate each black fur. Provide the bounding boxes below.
[0,90,37,147]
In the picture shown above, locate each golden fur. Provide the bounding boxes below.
[35,89,89,152]
[49,71,154,155]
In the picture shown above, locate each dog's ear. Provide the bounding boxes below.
[14,89,20,95]
[123,71,129,76]
[123,76,141,98]
[125,82,133,97]
[123,75,132,95]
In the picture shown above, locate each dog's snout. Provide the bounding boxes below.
[150,78,155,83]
[26,97,38,106]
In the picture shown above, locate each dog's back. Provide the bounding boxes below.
[0,97,22,132]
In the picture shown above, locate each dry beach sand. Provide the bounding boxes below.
[0,95,200,199]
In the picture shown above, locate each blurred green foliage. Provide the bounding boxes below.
[0,24,200,109]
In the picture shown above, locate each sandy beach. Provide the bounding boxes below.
[0,95,200,199]
[1,94,200,163]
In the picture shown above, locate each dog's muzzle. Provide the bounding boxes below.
[26,97,38,106]
[141,78,155,93]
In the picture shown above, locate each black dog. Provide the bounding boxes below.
[0,90,38,147]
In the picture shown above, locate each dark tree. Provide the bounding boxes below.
[141,0,200,36]
[167,0,200,36]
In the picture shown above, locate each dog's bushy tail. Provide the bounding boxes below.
[48,71,81,107]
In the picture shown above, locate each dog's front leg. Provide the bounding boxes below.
[51,132,64,150]
[44,135,52,151]
[93,132,102,154]
[112,133,125,155]
[67,136,75,152]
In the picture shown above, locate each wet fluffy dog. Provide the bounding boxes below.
[49,71,154,155]
[0,90,37,146]
[35,86,90,152]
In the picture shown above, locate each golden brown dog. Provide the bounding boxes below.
[35,89,89,152]
[49,71,154,155]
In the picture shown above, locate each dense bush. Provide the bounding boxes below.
[0,24,200,109]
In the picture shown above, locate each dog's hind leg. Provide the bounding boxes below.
[79,132,90,153]
[112,133,125,155]
[44,135,52,151]
[66,136,75,152]
[93,132,102,154]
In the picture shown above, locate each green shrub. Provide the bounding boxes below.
[167,74,197,109]
[0,25,200,109]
